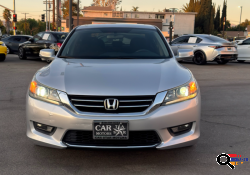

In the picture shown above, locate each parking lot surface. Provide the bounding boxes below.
[0,54,249,175]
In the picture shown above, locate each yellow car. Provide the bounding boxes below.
[0,41,7,62]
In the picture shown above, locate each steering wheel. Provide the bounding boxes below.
[135,49,149,53]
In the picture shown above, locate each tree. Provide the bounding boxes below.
[221,0,227,31]
[209,3,215,34]
[3,9,12,34]
[183,0,227,34]
[182,0,201,13]
[131,6,139,12]
[0,20,6,34]
[62,0,83,19]
[239,19,250,29]
[16,18,46,35]
[93,0,122,9]
[214,6,221,32]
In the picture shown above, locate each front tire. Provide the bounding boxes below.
[193,51,207,65]
[18,47,27,60]
[7,46,11,54]
[0,55,6,62]
[217,60,229,65]
[237,60,245,63]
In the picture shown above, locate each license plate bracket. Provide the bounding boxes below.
[93,121,129,140]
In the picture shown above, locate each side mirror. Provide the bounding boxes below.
[175,49,194,61]
[237,41,243,45]
[39,49,55,62]
[28,38,34,42]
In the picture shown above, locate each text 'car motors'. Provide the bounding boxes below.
[26,24,201,149]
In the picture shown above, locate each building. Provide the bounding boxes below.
[65,6,197,37]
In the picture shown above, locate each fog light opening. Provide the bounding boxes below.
[169,123,193,136]
[33,122,56,135]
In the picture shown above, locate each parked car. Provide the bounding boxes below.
[27,24,200,149]
[0,41,7,62]
[170,34,238,65]
[1,35,32,54]
[18,31,68,62]
[236,38,250,63]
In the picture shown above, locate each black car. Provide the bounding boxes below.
[1,35,32,54]
[18,31,68,60]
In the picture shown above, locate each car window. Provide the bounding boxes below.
[53,33,68,40]
[34,32,44,41]
[60,28,170,59]
[172,36,190,44]
[205,35,229,43]
[47,35,52,41]
[42,33,50,40]
[196,37,202,43]
[242,39,250,45]
[13,37,22,42]
[21,37,30,42]
[5,36,12,40]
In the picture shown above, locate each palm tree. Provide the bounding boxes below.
[131,6,139,12]
[3,9,12,34]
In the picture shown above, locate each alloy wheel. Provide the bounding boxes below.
[19,48,23,58]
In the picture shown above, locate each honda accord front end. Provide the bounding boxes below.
[26,24,201,149]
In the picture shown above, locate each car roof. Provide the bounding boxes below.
[13,35,32,37]
[45,31,68,33]
[76,24,157,30]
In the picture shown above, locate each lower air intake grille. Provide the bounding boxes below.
[68,95,155,113]
[63,130,161,147]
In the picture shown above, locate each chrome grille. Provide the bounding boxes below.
[68,95,155,113]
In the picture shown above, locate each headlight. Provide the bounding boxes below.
[162,79,198,106]
[1,43,6,46]
[29,80,61,105]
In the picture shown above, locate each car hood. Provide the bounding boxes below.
[35,58,192,96]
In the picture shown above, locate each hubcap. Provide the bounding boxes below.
[195,53,203,63]
[19,48,23,57]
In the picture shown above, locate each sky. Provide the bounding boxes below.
[0,0,249,25]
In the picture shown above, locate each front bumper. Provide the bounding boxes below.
[26,93,201,150]
[0,46,7,56]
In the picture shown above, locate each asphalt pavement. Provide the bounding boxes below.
[0,54,249,175]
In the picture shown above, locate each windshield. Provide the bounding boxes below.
[60,28,170,59]
[205,36,229,43]
[54,33,68,40]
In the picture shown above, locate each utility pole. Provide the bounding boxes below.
[53,0,55,31]
[43,1,53,31]
[21,13,29,34]
[77,0,79,26]
[69,0,72,31]
[57,0,60,31]
[169,21,173,43]
[169,8,178,40]
[13,0,16,35]
[46,0,47,31]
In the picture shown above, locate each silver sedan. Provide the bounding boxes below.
[26,24,200,150]
[171,34,238,65]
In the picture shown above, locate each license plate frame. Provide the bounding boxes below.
[93,121,129,140]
